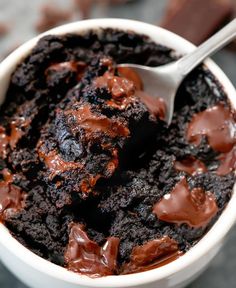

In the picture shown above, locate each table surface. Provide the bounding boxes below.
[0,0,235,287]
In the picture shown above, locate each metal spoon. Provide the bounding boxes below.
[118,19,236,125]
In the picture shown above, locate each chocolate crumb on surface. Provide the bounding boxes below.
[0,29,235,277]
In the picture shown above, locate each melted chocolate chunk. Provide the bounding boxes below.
[174,156,207,176]
[0,99,39,158]
[0,116,31,158]
[137,91,166,120]
[94,71,135,99]
[45,61,87,83]
[121,236,182,274]
[153,177,218,228]
[0,126,9,159]
[37,147,83,179]
[65,104,130,138]
[0,169,25,221]
[217,146,236,175]
[64,223,120,277]
[187,103,236,152]
[105,67,166,119]
[117,67,143,90]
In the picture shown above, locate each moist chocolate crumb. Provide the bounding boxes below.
[0,29,235,276]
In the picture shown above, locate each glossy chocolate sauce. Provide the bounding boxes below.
[174,156,207,175]
[79,174,103,195]
[10,117,31,149]
[65,104,130,138]
[153,177,218,228]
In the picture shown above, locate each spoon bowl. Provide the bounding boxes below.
[118,62,181,124]
[119,18,236,124]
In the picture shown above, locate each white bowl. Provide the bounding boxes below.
[0,18,235,288]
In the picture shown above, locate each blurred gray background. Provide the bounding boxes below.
[0,0,235,287]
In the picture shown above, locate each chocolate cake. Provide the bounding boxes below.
[0,29,235,277]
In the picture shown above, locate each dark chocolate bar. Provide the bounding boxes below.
[160,0,233,45]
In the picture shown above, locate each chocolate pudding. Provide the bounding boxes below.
[0,29,235,277]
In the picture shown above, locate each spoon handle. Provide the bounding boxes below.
[177,18,236,77]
